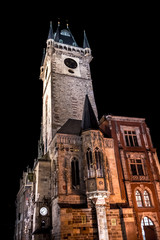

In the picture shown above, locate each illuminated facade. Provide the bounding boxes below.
[15,22,160,240]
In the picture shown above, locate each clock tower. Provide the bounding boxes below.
[40,21,98,153]
[15,20,160,240]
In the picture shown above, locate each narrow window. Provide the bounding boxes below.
[95,148,103,177]
[135,190,143,207]
[41,220,45,228]
[86,148,95,178]
[143,190,151,207]
[137,161,144,176]
[71,158,80,188]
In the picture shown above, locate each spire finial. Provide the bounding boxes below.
[66,19,69,28]
[58,17,60,26]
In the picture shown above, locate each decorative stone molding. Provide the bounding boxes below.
[57,134,82,145]
[87,190,110,200]
[104,138,114,148]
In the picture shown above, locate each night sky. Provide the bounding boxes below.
[2,2,159,239]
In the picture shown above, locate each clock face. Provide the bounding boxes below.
[64,58,77,69]
[40,207,48,216]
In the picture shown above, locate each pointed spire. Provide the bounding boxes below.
[83,30,90,49]
[47,21,54,40]
[81,95,99,131]
[54,20,60,42]
[66,23,78,47]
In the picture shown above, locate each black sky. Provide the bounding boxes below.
[2,2,159,239]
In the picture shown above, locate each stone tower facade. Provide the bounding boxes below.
[15,22,160,240]
[40,22,97,153]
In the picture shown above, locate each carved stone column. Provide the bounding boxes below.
[87,191,110,240]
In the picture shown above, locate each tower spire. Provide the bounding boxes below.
[81,95,99,131]
[54,20,60,42]
[83,30,90,49]
[47,21,54,40]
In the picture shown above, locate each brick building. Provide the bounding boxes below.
[15,21,160,240]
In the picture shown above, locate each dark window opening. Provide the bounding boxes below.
[130,158,145,176]
[95,148,103,177]
[71,158,80,188]
[86,148,95,178]
[41,220,45,228]
[124,130,139,147]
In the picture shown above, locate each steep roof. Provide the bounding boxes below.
[83,30,90,49]
[47,21,54,40]
[54,23,78,47]
[81,95,99,131]
[57,119,82,135]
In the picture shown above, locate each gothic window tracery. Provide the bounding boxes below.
[141,217,156,240]
[135,188,152,208]
[86,148,95,178]
[94,147,103,178]
[135,190,143,207]
[143,190,151,207]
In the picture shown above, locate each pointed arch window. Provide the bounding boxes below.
[86,148,95,178]
[141,217,156,240]
[135,190,143,207]
[94,147,103,177]
[71,157,80,188]
[143,190,151,207]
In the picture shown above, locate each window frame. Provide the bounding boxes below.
[130,158,145,176]
[135,188,153,208]
[126,152,147,181]
[120,126,141,147]
[143,190,152,207]
[94,147,104,178]
[86,148,95,178]
[71,157,80,188]
[135,190,143,207]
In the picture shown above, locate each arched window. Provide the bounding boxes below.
[144,190,151,207]
[135,190,143,207]
[94,147,103,177]
[71,158,80,188]
[86,148,95,178]
[41,220,45,228]
[141,217,157,240]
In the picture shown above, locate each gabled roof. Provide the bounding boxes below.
[81,95,99,131]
